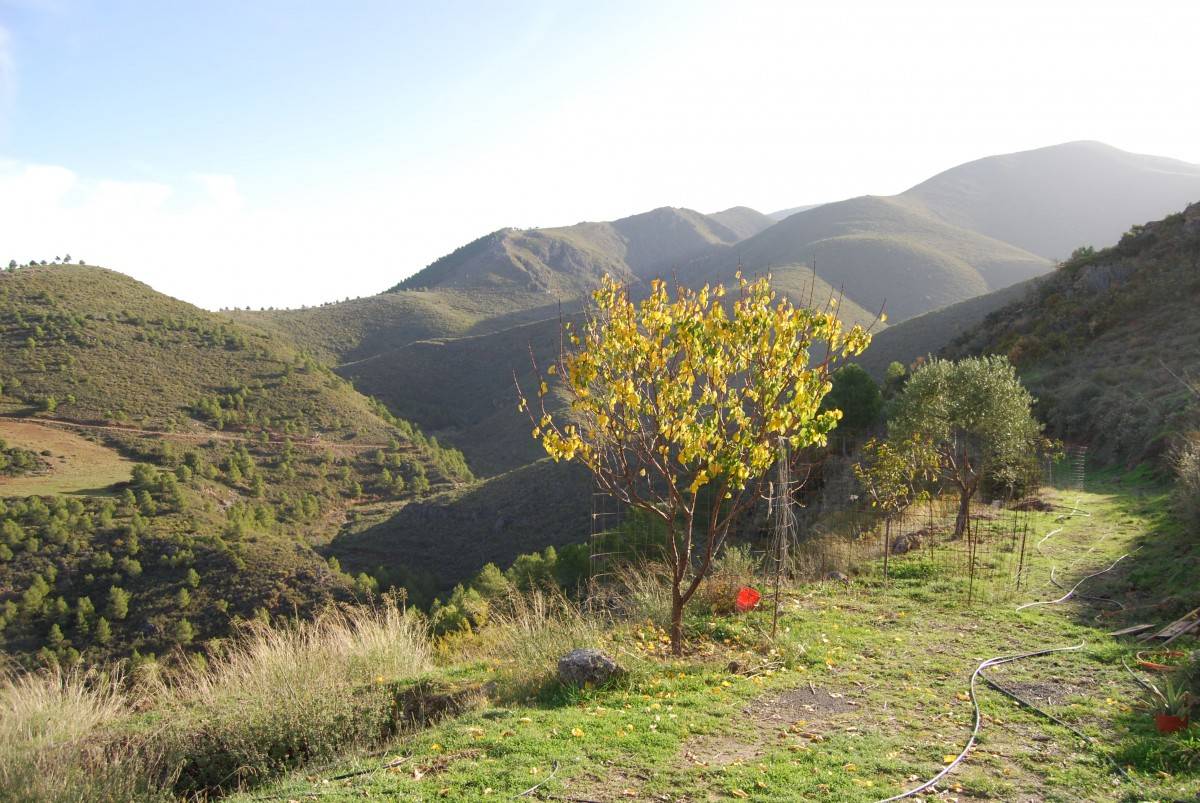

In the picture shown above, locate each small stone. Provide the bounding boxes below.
[557,648,625,688]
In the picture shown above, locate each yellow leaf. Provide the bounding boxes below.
[943,754,957,764]
[571,727,585,738]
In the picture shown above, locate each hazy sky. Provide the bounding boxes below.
[1,0,1198,309]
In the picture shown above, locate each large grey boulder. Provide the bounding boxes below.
[891,532,923,555]
[557,648,624,688]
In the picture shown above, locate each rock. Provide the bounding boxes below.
[891,532,923,555]
[824,571,850,584]
[1011,497,1053,512]
[557,648,625,688]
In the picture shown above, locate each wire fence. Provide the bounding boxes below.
[587,448,1087,609]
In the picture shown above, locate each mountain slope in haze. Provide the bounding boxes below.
[854,276,1042,380]
[678,194,1050,321]
[393,205,770,297]
[768,203,824,221]
[705,206,776,240]
[904,140,1200,260]
[231,287,559,366]
[945,203,1200,464]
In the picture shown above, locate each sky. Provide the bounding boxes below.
[1,0,1198,310]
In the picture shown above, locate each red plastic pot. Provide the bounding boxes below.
[1154,713,1190,734]
[735,586,761,612]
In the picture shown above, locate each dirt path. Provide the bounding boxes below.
[1,416,401,453]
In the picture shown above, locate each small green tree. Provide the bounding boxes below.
[883,361,908,399]
[95,616,112,645]
[173,618,194,645]
[887,356,1043,538]
[517,274,871,653]
[107,585,130,620]
[822,363,882,447]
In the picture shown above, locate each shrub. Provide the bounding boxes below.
[1170,432,1200,530]
[692,545,760,615]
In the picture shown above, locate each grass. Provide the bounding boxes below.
[230,482,1199,802]
[0,419,134,495]
[0,480,1195,801]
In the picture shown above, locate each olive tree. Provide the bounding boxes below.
[887,355,1042,538]
[516,274,871,653]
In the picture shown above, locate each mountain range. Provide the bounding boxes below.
[3,139,1199,642]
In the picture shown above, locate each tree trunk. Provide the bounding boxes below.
[954,486,972,539]
[669,586,684,656]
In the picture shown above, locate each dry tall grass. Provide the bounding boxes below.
[460,588,610,697]
[0,666,165,802]
[160,599,432,794]
[0,599,434,800]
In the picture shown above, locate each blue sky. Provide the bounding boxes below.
[1,0,1199,308]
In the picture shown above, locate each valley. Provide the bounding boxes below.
[1,139,1198,802]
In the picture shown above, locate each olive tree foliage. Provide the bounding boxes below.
[515,273,871,653]
[885,355,1043,537]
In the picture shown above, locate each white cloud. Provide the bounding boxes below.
[0,159,501,310]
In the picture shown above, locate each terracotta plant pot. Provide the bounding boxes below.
[1154,713,1190,734]
[1137,649,1186,672]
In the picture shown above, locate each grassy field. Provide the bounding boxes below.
[0,419,133,495]
[228,480,1199,802]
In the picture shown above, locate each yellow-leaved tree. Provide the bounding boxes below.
[516,273,873,654]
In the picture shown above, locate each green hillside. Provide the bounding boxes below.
[0,265,394,440]
[945,203,1200,464]
[905,140,1200,259]
[0,264,474,667]
[230,287,557,365]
